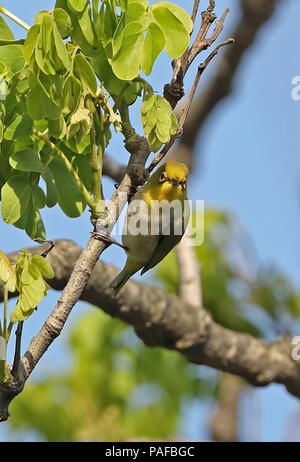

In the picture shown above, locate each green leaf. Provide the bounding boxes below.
[31,255,54,279]
[24,200,46,240]
[67,0,88,12]
[141,22,165,75]
[36,187,46,209]
[95,2,118,47]
[62,75,81,114]
[42,168,58,208]
[34,10,51,25]
[34,27,51,74]
[48,114,66,139]
[148,130,162,152]
[0,250,16,292]
[152,2,193,34]
[10,300,34,323]
[41,14,53,54]
[0,59,7,77]
[53,8,71,38]
[0,16,15,41]
[61,133,91,155]
[92,47,124,95]
[0,45,24,77]
[56,0,97,55]
[1,175,31,224]
[78,3,95,45]
[23,25,40,64]
[4,114,33,141]
[74,54,97,95]
[48,157,86,217]
[27,82,61,120]
[141,93,155,113]
[152,6,190,58]
[110,21,144,80]
[111,14,125,56]
[125,2,147,24]
[9,148,44,173]
[52,22,70,71]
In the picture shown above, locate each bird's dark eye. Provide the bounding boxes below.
[182,179,186,189]
[159,172,166,183]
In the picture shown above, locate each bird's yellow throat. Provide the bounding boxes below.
[144,181,186,204]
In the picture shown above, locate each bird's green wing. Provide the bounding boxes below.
[140,234,182,275]
[141,201,190,274]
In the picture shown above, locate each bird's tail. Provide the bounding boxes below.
[109,268,135,296]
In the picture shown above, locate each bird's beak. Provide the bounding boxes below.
[169,178,180,186]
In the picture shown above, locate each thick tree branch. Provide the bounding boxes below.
[1,240,300,419]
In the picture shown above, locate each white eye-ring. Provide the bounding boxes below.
[182,179,186,190]
[159,172,167,183]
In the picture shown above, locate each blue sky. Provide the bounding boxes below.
[1,0,300,441]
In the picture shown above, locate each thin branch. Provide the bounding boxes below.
[33,239,54,258]
[191,0,201,25]
[207,0,215,13]
[165,4,230,109]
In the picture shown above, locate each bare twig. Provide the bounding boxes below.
[207,0,215,13]
[147,38,234,173]
[33,239,54,258]
[165,4,230,109]
[191,0,201,25]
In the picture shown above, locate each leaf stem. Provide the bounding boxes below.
[90,117,103,208]
[33,129,95,212]
[3,286,8,342]
[0,5,30,31]
[112,82,131,112]
[119,103,135,140]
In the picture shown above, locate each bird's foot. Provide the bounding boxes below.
[91,231,128,251]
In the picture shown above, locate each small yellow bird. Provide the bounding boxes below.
[109,161,190,294]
